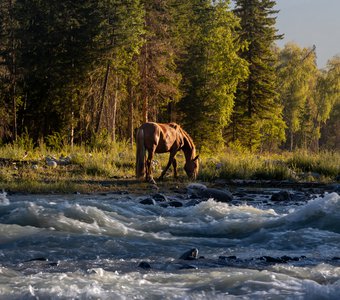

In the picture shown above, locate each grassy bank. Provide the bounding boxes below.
[0,141,339,193]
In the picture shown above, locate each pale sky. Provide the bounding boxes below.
[275,0,340,68]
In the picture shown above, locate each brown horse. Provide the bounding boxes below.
[136,122,199,182]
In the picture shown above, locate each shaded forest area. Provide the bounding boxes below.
[0,0,339,153]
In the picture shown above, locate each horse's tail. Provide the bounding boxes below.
[135,128,146,179]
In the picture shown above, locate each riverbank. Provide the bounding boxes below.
[0,143,339,194]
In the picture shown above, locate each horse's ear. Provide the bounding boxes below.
[193,155,199,161]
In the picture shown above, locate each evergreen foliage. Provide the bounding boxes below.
[179,0,248,151]
[13,0,107,140]
[230,0,285,151]
[0,0,339,153]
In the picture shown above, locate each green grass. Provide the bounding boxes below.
[286,150,340,178]
[0,141,339,193]
[198,150,340,182]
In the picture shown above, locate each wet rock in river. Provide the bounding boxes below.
[186,183,208,198]
[138,261,151,270]
[259,256,286,263]
[290,192,309,202]
[201,188,233,202]
[187,183,233,202]
[168,201,183,207]
[26,257,49,262]
[328,183,340,193]
[185,199,203,207]
[271,190,292,202]
[139,198,156,205]
[179,248,199,260]
[258,255,306,264]
[179,264,198,270]
[215,255,309,268]
[152,193,168,202]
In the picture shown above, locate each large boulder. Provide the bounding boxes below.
[187,183,233,202]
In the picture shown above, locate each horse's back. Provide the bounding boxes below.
[139,122,181,153]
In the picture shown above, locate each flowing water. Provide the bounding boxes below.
[0,185,339,299]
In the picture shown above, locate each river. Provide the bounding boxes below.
[0,184,339,299]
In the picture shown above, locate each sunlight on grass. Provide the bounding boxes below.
[0,140,339,193]
[198,150,339,182]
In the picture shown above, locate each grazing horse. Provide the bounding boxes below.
[136,122,199,182]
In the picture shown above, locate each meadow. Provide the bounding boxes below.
[0,137,339,193]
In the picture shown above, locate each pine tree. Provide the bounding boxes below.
[138,0,182,124]
[0,0,19,142]
[231,0,284,151]
[179,0,248,151]
[13,0,108,141]
[93,0,144,142]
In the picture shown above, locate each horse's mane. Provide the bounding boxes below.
[177,126,196,157]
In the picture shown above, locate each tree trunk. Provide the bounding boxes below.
[111,74,119,142]
[127,77,134,148]
[70,109,74,148]
[290,129,294,151]
[142,42,148,123]
[96,63,110,133]
[9,0,17,141]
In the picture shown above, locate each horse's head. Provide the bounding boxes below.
[184,155,199,180]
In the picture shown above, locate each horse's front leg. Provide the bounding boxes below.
[172,158,178,179]
[146,150,156,183]
[159,153,176,180]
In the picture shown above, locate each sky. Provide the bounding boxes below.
[274,0,340,68]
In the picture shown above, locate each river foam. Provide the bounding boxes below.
[0,190,339,299]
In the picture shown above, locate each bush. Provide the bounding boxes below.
[14,131,34,152]
[88,130,113,152]
[45,132,67,151]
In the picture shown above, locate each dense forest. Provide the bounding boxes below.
[0,0,339,152]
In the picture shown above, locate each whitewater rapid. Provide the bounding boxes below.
[0,188,339,299]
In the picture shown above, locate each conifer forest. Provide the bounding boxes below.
[1,0,339,152]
